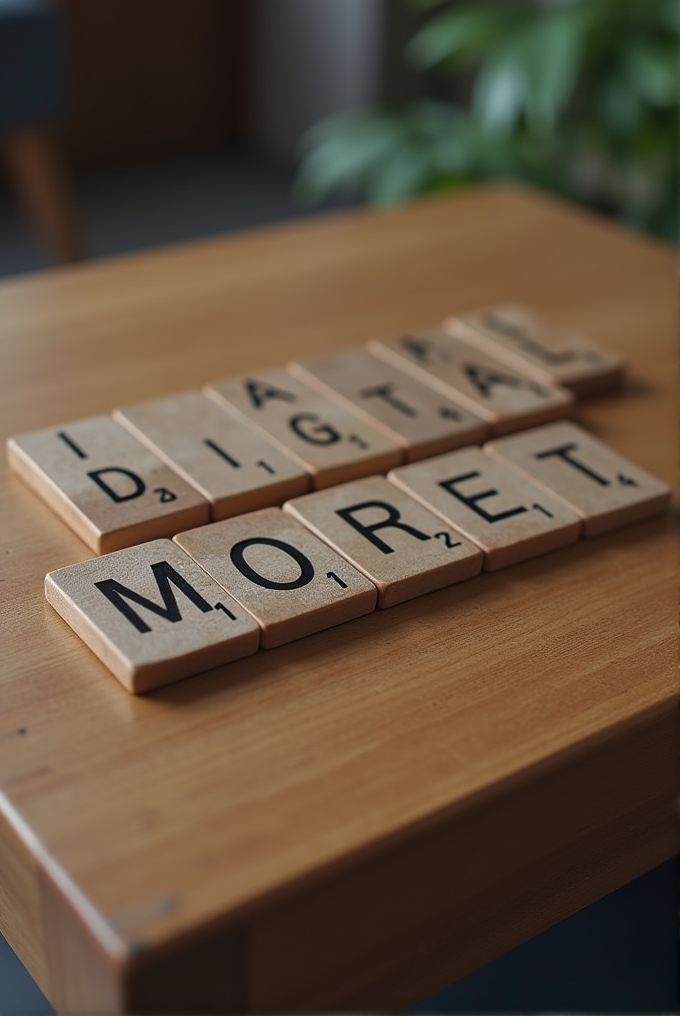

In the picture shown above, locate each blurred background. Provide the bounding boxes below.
[0,0,677,1011]
[0,0,675,278]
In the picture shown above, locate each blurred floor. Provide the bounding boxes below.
[1,859,677,1014]
[0,146,351,277]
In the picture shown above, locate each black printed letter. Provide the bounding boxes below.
[439,471,527,523]
[230,537,314,590]
[87,467,146,503]
[535,442,610,486]
[95,561,213,633]
[289,413,341,446]
[244,378,296,409]
[335,500,431,555]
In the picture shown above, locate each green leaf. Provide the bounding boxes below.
[472,44,528,133]
[524,13,584,129]
[365,147,433,204]
[294,111,406,201]
[472,12,585,133]
[406,5,524,70]
[624,44,676,108]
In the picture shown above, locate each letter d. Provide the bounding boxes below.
[87,467,146,503]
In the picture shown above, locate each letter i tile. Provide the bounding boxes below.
[45,539,260,693]
[174,507,377,647]
[7,416,209,553]
[484,422,671,535]
[205,368,402,488]
[284,476,483,607]
[388,447,581,570]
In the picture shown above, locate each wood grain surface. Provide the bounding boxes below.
[0,184,676,1013]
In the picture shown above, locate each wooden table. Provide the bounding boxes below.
[0,185,676,1013]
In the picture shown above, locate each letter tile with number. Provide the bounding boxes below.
[484,422,671,535]
[7,416,209,552]
[369,328,573,434]
[447,306,624,395]
[284,475,483,607]
[175,507,377,647]
[388,447,581,570]
[45,539,260,692]
[204,368,402,489]
[288,348,488,461]
[114,391,309,520]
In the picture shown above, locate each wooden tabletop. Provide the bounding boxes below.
[0,184,676,1013]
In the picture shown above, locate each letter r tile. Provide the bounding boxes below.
[174,507,377,647]
[284,476,482,607]
[7,416,209,553]
[45,539,260,693]
[484,422,671,535]
[388,447,581,570]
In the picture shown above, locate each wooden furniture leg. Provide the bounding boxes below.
[1,127,83,264]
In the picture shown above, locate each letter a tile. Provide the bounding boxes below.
[369,328,573,434]
[204,368,402,488]
[484,422,671,536]
[284,476,483,607]
[45,540,260,693]
[175,507,377,647]
[8,417,209,553]
[388,448,581,570]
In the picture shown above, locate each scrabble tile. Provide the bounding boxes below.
[7,416,209,553]
[288,348,488,461]
[204,368,402,489]
[447,305,625,395]
[284,475,483,608]
[45,539,260,693]
[174,507,377,648]
[114,391,309,521]
[484,422,671,536]
[369,327,573,435]
[388,447,581,570]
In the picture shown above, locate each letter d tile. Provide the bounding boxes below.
[7,416,209,552]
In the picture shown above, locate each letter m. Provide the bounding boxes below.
[95,561,213,634]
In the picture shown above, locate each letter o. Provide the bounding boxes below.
[229,537,315,590]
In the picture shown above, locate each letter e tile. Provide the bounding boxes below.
[175,507,377,647]
[45,539,260,693]
[388,447,581,570]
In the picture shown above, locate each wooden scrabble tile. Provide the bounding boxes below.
[447,305,625,396]
[288,348,489,462]
[174,507,377,647]
[114,391,309,521]
[284,475,483,608]
[204,368,402,488]
[369,327,573,435]
[45,539,260,693]
[484,422,672,536]
[7,416,209,553]
[388,447,581,570]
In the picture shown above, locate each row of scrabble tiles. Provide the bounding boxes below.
[45,422,671,693]
[8,306,625,555]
